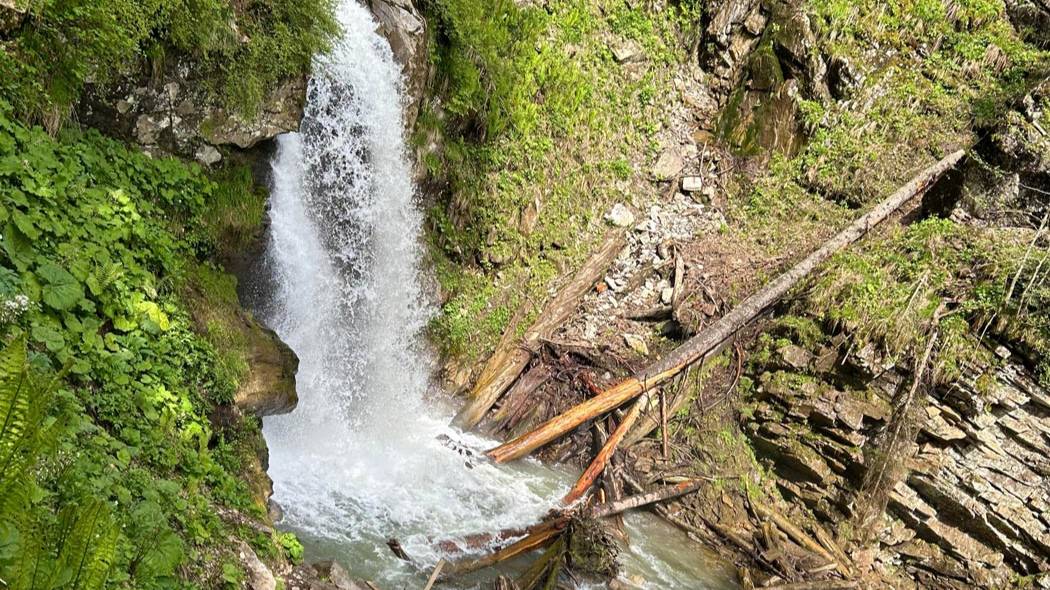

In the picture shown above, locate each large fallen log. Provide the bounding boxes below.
[485,149,966,463]
[454,231,626,429]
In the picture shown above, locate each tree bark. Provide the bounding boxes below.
[454,231,626,429]
[589,479,702,518]
[563,392,650,504]
[442,518,568,577]
[485,149,966,463]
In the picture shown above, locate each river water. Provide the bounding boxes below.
[258,1,737,587]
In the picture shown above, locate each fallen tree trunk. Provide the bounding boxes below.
[485,149,966,463]
[563,392,651,505]
[442,518,569,577]
[454,231,626,429]
[589,479,702,518]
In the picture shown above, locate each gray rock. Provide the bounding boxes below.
[605,204,636,227]
[200,77,305,149]
[1006,0,1050,46]
[311,561,370,590]
[610,39,644,63]
[235,540,276,590]
[828,55,862,99]
[777,344,812,370]
[681,176,703,192]
[0,0,25,34]
[233,323,299,417]
[624,334,649,356]
[369,0,429,130]
[195,145,222,166]
[651,149,683,180]
[80,64,305,159]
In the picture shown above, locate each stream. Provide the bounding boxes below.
[257,1,738,587]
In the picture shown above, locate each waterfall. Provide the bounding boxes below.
[260,1,735,587]
[261,0,566,583]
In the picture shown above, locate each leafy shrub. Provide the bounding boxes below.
[0,103,271,585]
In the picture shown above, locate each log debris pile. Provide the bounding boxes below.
[426,152,972,588]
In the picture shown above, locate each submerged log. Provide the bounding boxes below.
[485,149,966,463]
[455,231,626,430]
[442,518,569,578]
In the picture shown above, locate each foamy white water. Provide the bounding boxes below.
[261,0,567,583]
[260,1,735,587]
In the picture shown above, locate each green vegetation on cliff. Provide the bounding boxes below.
[0,0,337,129]
[422,0,699,361]
[0,106,293,587]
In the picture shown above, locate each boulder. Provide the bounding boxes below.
[605,204,636,227]
[368,0,429,130]
[235,322,300,417]
[79,65,306,159]
[611,39,644,63]
[651,149,684,180]
[200,78,305,149]
[311,561,370,590]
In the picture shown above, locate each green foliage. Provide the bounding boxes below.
[797,0,1047,204]
[0,338,120,590]
[202,165,268,260]
[0,104,278,586]
[424,0,693,361]
[808,218,1049,383]
[0,0,337,129]
[275,532,303,564]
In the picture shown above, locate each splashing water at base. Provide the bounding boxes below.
[260,1,736,587]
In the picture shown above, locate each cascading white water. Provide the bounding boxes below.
[261,1,737,587]
[262,1,568,583]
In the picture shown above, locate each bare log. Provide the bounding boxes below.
[455,231,626,429]
[589,479,702,518]
[442,519,568,578]
[752,502,851,578]
[759,582,859,590]
[563,392,651,504]
[422,560,445,590]
[485,149,965,463]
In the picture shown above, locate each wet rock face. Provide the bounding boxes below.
[704,0,824,158]
[78,64,306,166]
[235,322,300,417]
[368,0,429,130]
[746,336,1050,588]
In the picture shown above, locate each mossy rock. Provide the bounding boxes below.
[567,518,620,579]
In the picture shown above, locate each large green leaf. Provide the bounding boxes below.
[37,262,84,311]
